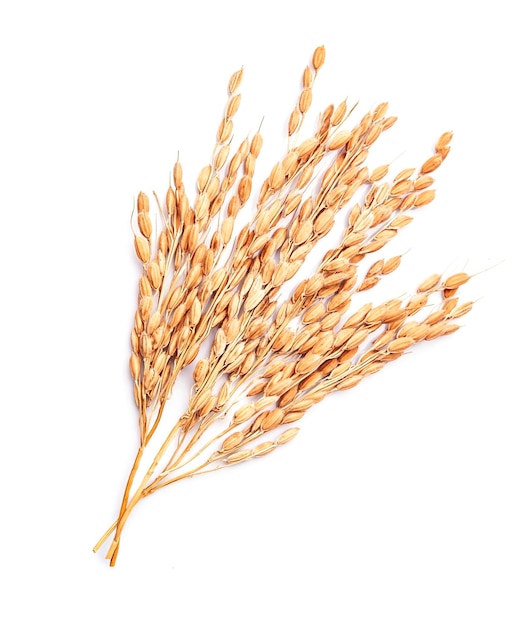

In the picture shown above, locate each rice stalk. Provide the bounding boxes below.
[94,46,474,565]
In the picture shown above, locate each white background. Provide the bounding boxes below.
[1,1,527,624]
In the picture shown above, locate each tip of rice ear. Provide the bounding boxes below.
[276,428,300,446]
[228,67,244,94]
[312,46,326,70]
[444,272,470,290]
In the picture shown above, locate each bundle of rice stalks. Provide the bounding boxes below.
[94,46,473,565]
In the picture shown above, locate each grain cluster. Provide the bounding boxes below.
[95,46,473,565]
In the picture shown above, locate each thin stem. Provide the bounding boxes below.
[150,423,231,489]
[105,444,145,561]
[142,459,210,495]
[105,414,186,565]
[93,520,118,554]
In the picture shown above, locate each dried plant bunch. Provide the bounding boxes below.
[94,46,473,565]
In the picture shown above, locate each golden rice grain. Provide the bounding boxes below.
[312,46,326,70]
[298,88,312,114]
[444,272,470,290]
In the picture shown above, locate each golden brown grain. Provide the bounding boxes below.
[444,272,470,290]
[312,46,326,70]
